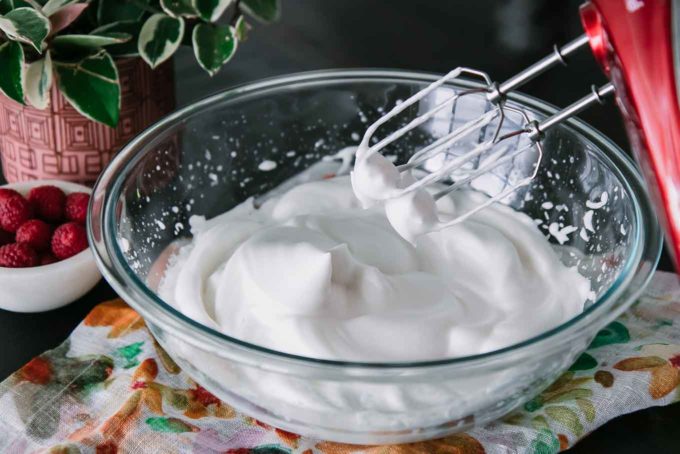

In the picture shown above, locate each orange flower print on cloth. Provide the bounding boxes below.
[2,271,680,453]
[249,418,303,449]
[614,344,680,399]
[130,359,237,421]
[315,434,485,454]
[83,298,145,338]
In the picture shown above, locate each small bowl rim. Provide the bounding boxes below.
[0,179,92,275]
[90,69,663,369]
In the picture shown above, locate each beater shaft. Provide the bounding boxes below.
[530,83,615,139]
[489,34,591,103]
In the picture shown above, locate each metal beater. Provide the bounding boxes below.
[359,34,615,225]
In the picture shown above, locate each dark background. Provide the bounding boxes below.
[1,0,679,451]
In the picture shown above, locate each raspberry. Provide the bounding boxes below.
[0,193,34,232]
[0,229,13,246]
[39,253,59,266]
[51,222,88,259]
[0,243,39,268]
[0,188,21,202]
[16,219,52,251]
[64,192,90,224]
[28,185,66,222]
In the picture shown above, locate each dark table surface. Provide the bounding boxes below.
[1,1,679,452]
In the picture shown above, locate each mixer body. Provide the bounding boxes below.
[581,0,680,266]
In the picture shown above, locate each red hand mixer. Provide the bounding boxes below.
[580,0,680,267]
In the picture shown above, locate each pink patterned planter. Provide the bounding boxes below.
[0,58,175,185]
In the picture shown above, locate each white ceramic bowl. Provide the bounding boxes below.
[0,180,101,313]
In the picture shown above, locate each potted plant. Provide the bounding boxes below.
[0,0,279,184]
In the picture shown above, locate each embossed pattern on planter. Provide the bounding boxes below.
[0,58,175,185]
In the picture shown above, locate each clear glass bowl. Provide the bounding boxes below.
[89,70,661,444]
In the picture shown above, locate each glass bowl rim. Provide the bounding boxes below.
[90,68,662,369]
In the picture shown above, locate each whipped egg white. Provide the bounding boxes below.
[159,174,590,361]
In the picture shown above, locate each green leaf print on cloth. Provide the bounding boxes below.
[529,429,561,454]
[545,406,583,437]
[521,321,632,444]
[116,341,144,369]
[9,340,114,439]
[145,416,199,433]
[250,445,293,454]
[569,352,598,371]
[524,372,592,412]
[589,321,630,349]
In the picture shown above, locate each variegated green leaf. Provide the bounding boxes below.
[92,20,142,57]
[24,50,52,109]
[0,40,25,104]
[55,50,120,127]
[42,0,78,16]
[234,14,250,41]
[0,7,51,51]
[160,0,196,18]
[138,13,184,68]
[53,32,132,48]
[192,0,232,22]
[240,0,279,23]
[192,22,236,76]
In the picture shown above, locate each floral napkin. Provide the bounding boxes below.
[1,272,680,454]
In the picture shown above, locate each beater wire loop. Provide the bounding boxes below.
[359,35,615,225]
